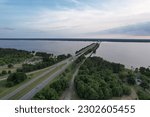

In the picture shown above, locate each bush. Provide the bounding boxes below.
[6,81,14,87]
[34,88,59,100]
[2,70,7,75]
[123,85,131,96]
[8,64,13,68]
[7,72,27,87]
[8,70,11,74]
[127,77,136,85]
[137,90,150,100]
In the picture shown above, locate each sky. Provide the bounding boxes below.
[0,0,150,38]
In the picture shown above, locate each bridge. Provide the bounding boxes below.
[1,38,150,43]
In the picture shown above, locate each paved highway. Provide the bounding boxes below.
[20,60,71,100]
[1,59,69,100]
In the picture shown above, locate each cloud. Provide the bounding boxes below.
[93,22,150,36]
[20,0,150,37]
[1,0,150,37]
[0,27,15,31]
[70,0,80,4]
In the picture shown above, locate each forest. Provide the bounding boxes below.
[75,57,133,100]
[75,56,150,100]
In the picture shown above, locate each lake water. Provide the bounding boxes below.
[0,40,150,68]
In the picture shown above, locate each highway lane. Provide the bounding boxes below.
[0,59,69,100]
[20,60,71,100]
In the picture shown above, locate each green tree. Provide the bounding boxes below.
[43,88,59,100]
[2,70,7,75]
[122,85,131,96]
[7,72,27,86]
[119,71,128,81]
[8,64,13,68]
[112,86,123,97]
[140,81,149,90]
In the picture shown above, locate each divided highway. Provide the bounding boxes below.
[1,43,98,100]
[1,59,68,100]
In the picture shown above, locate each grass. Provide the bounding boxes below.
[9,63,65,100]
[27,65,54,78]
[0,64,64,98]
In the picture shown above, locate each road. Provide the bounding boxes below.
[0,59,69,100]
[20,61,71,100]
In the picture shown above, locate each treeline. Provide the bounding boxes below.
[0,48,33,65]
[17,54,71,73]
[75,57,131,100]
[35,52,53,58]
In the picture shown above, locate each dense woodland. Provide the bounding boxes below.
[75,57,132,100]
[75,57,150,100]
[0,48,33,66]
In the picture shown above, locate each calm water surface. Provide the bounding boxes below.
[0,40,150,68]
